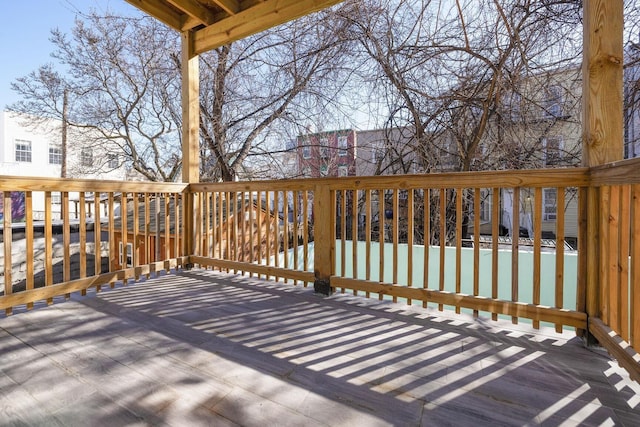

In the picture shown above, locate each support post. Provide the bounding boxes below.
[181,30,200,265]
[582,0,624,340]
[313,184,334,295]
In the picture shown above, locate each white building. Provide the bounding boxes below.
[0,111,134,220]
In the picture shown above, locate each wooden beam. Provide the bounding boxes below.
[181,30,200,183]
[168,0,216,26]
[581,0,623,344]
[193,0,345,54]
[210,0,240,15]
[582,0,624,167]
[125,0,184,30]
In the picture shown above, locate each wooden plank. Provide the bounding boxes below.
[312,184,334,289]
[283,191,289,282]
[365,190,371,283]
[352,189,358,288]
[292,191,299,285]
[242,191,248,273]
[155,195,161,265]
[124,0,183,30]
[439,188,446,311]
[608,186,621,331]
[25,192,34,309]
[63,192,71,296]
[0,175,187,193]
[599,187,611,323]
[265,191,271,278]
[133,193,140,279]
[175,193,181,259]
[632,185,640,347]
[3,192,12,316]
[511,188,520,324]
[591,158,640,185]
[379,189,385,299]
[589,317,640,383]
[473,188,480,317]
[423,188,430,308]
[582,0,624,167]
[455,188,462,314]
[619,185,630,341]
[167,0,216,25]
[165,193,172,264]
[407,188,414,305]
[181,29,200,183]
[330,276,587,329]
[248,191,253,275]
[256,191,262,276]
[340,190,346,280]
[193,256,315,285]
[273,191,279,279]
[303,190,309,286]
[122,193,129,283]
[555,187,566,333]
[79,192,87,295]
[144,193,151,267]
[45,192,53,303]
[109,193,116,287]
[492,188,499,320]
[392,188,399,303]
[95,191,103,288]
[533,188,542,329]
[187,168,589,194]
[193,0,345,54]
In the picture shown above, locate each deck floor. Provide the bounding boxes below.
[1,269,639,426]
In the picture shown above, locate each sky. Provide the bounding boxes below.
[0,0,140,109]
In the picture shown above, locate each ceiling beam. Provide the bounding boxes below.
[125,0,184,30]
[210,0,240,16]
[167,0,216,26]
[193,0,345,55]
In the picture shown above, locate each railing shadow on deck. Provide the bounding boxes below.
[1,269,637,425]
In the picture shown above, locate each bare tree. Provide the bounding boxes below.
[198,7,355,182]
[10,13,182,182]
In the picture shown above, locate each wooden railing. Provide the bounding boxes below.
[586,158,640,381]
[189,169,590,330]
[2,163,640,380]
[0,176,188,315]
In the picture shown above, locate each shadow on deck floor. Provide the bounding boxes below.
[1,268,639,426]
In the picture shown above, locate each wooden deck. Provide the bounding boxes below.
[1,269,639,426]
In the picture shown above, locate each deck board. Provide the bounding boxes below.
[1,269,639,426]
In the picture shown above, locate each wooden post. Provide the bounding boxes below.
[582,0,624,338]
[182,30,200,262]
[313,184,334,294]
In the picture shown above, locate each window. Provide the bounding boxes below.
[543,188,557,221]
[81,148,93,166]
[320,145,330,159]
[338,136,348,156]
[119,242,134,267]
[372,146,385,163]
[504,92,522,122]
[302,145,311,159]
[479,189,491,222]
[338,166,348,177]
[15,140,32,162]
[544,85,563,118]
[543,136,564,166]
[49,145,62,165]
[320,165,329,176]
[108,154,119,169]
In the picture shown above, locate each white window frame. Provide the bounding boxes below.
[302,145,311,159]
[545,85,563,118]
[108,153,119,169]
[338,136,348,156]
[81,148,94,167]
[543,188,557,221]
[49,145,63,165]
[15,140,32,163]
[338,165,348,177]
[543,136,564,166]
[119,241,134,267]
